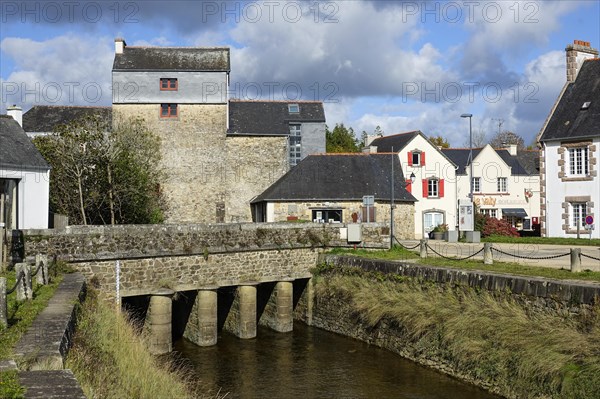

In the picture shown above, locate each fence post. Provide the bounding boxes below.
[419,239,428,258]
[0,223,4,273]
[35,254,49,285]
[15,263,32,301]
[570,248,582,273]
[483,243,493,265]
[0,277,7,329]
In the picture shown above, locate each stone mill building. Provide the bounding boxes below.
[111,38,326,223]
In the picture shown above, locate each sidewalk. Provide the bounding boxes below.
[399,240,600,271]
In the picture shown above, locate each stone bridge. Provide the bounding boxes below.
[9,223,390,352]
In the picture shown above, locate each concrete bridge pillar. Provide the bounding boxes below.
[184,287,218,346]
[238,284,257,339]
[272,281,293,332]
[146,288,175,354]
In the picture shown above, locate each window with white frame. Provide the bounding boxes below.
[428,179,439,197]
[480,208,498,218]
[472,177,481,193]
[497,177,507,192]
[571,203,587,228]
[289,124,302,166]
[568,147,589,176]
[412,151,421,166]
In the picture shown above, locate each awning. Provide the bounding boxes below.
[502,208,528,218]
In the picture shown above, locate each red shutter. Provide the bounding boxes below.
[439,179,445,198]
[405,180,412,194]
[407,151,413,166]
[421,151,426,166]
[422,179,428,198]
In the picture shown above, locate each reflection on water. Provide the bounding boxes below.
[174,323,500,399]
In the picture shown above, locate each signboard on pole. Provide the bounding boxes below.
[459,199,474,232]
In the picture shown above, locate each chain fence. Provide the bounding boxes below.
[394,237,421,250]
[581,253,600,262]
[5,271,25,295]
[426,244,484,261]
[491,247,570,260]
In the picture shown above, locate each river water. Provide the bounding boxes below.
[174,323,500,399]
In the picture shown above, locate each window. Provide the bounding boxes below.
[408,151,425,166]
[289,124,302,166]
[497,177,507,192]
[428,179,438,197]
[568,147,589,176]
[312,209,342,223]
[160,78,178,91]
[571,203,587,228]
[472,177,481,193]
[480,208,498,218]
[288,104,299,113]
[422,178,444,198]
[160,103,178,118]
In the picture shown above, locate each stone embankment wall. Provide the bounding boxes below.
[6,223,390,298]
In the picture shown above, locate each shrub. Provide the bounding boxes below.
[482,217,519,237]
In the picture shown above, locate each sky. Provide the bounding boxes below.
[1,0,599,146]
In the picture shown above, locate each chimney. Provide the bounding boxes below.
[566,40,598,82]
[508,144,517,156]
[115,37,127,54]
[7,105,22,127]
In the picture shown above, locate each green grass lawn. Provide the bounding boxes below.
[0,270,63,399]
[328,246,600,282]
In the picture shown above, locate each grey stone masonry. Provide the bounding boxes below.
[14,273,86,370]
[19,370,86,399]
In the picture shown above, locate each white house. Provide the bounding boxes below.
[368,131,458,239]
[537,40,599,238]
[442,145,541,231]
[0,114,50,229]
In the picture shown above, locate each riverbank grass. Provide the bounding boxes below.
[328,246,600,282]
[66,288,195,399]
[314,266,600,398]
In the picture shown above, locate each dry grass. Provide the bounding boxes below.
[315,270,600,398]
[66,289,197,399]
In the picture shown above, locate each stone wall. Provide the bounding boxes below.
[7,223,391,299]
[225,136,288,222]
[272,201,414,239]
[113,104,228,224]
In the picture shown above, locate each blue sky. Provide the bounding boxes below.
[1,0,599,145]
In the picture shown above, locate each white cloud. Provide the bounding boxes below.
[1,35,113,109]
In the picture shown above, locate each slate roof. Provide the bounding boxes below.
[369,131,420,152]
[539,59,600,142]
[0,115,50,170]
[441,148,483,175]
[228,100,325,135]
[23,106,112,133]
[252,153,416,203]
[113,46,230,72]
[441,147,539,176]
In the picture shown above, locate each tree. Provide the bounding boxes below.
[326,123,360,153]
[33,115,165,225]
[462,129,487,148]
[429,135,450,148]
[488,130,526,150]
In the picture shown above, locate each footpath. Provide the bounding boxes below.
[399,240,600,271]
[2,273,87,398]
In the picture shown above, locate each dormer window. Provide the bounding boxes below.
[288,104,299,113]
[160,78,178,91]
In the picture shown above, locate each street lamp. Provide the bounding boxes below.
[390,144,416,248]
[460,113,473,201]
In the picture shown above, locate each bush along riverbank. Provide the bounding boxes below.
[306,262,600,399]
[65,287,197,399]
